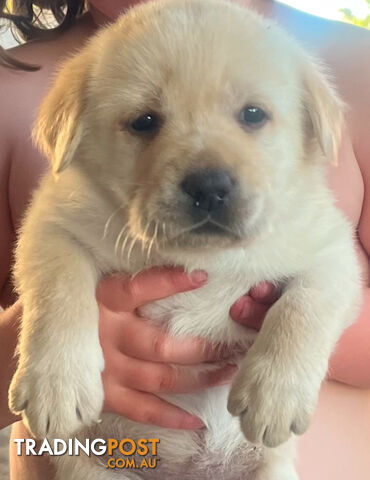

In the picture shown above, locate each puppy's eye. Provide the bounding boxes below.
[130,113,160,133]
[239,106,267,128]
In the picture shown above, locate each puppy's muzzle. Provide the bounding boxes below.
[180,168,235,233]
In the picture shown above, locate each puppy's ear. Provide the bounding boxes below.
[302,56,344,165]
[33,51,92,174]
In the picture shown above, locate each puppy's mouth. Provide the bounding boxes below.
[179,216,238,237]
[133,213,244,255]
[130,168,259,253]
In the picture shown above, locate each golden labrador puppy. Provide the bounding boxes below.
[9,0,361,478]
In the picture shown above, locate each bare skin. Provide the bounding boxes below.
[0,0,369,478]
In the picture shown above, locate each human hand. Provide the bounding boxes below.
[97,267,236,430]
[230,282,279,330]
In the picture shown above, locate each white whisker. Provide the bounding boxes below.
[114,223,129,257]
[102,204,126,240]
[146,222,159,263]
[127,234,140,264]
[120,233,132,259]
[140,221,152,254]
[160,221,168,248]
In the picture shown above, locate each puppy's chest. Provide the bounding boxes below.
[140,272,256,345]
[139,252,278,345]
[87,415,262,480]
[132,446,262,480]
[102,229,306,343]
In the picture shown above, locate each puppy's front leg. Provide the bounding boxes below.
[228,258,360,448]
[9,227,104,438]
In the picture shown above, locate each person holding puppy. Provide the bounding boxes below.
[0,0,369,478]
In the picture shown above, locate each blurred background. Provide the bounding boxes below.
[281,0,370,27]
[1,0,370,48]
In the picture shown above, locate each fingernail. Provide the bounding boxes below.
[240,301,251,319]
[193,418,206,429]
[189,270,208,285]
[232,297,251,321]
[183,414,205,429]
[251,282,273,301]
[231,298,244,318]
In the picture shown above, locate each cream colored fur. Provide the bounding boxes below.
[9,1,361,479]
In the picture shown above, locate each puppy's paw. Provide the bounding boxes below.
[227,352,318,448]
[9,350,104,438]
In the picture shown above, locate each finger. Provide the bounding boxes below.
[112,314,227,364]
[97,267,207,312]
[104,385,205,430]
[249,282,279,304]
[230,296,269,329]
[110,353,237,393]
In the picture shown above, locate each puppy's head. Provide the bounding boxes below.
[35,0,343,254]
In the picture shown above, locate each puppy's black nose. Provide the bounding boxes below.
[180,169,234,212]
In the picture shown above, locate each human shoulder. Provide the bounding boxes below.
[317,20,370,134]
[0,15,95,227]
[0,14,96,118]
[0,36,68,214]
[321,21,370,264]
